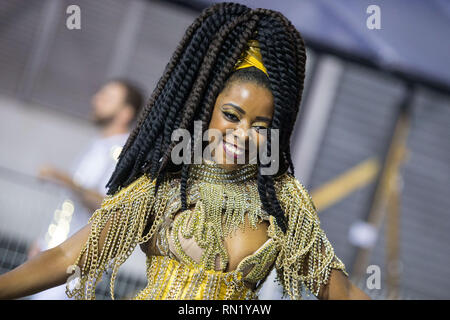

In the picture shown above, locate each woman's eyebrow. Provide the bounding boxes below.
[222,103,245,114]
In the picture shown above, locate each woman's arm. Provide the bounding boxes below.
[318,269,371,300]
[0,218,111,300]
[0,224,90,299]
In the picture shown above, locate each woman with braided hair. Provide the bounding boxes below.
[0,2,369,300]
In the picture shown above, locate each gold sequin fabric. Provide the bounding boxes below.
[66,162,347,300]
[132,255,258,300]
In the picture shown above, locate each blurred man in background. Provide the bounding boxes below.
[27,79,144,299]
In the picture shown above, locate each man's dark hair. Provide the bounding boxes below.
[105,3,307,233]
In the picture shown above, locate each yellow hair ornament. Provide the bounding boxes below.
[234,40,268,76]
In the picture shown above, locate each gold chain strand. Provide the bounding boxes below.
[273,175,348,299]
[66,174,159,299]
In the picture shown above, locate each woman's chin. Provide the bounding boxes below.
[207,148,252,169]
[218,156,249,170]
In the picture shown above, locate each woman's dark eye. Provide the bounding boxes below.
[223,112,239,121]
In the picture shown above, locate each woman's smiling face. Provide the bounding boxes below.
[207,80,274,170]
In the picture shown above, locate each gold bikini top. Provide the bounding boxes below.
[66,162,347,300]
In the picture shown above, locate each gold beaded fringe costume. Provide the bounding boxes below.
[65,41,347,300]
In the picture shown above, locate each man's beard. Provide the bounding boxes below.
[92,113,115,127]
